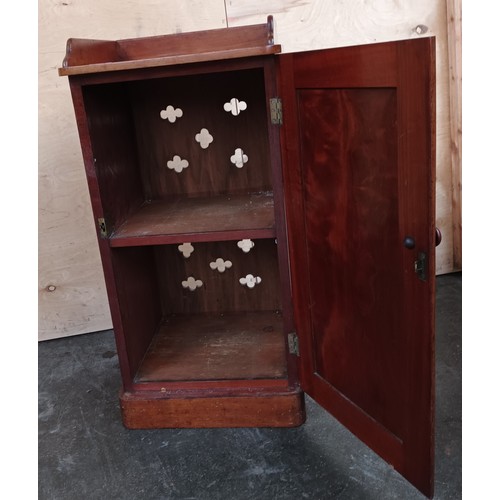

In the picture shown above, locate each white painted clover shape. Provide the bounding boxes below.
[167,155,189,173]
[239,274,262,289]
[237,239,255,253]
[209,258,233,273]
[182,276,203,291]
[160,105,183,123]
[230,148,248,169]
[223,98,248,116]
[195,128,214,149]
[178,243,194,258]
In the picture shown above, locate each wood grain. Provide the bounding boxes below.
[110,194,275,246]
[154,238,282,314]
[135,311,286,382]
[120,388,305,428]
[279,38,436,497]
[130,67,273,199]
[446,0,462,270]
[59,19,279,75]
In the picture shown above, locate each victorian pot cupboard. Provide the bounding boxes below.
[59,17,436,497]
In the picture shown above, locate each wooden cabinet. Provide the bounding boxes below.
[59,17,436,497]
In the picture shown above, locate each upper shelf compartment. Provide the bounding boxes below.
[109,192,276,247]
[58,15,281,76]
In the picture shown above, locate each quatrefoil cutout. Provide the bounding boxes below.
[182,276,203,291]
[167,155,189,173]
[237,239,255,253]
[195,128,214,149]
[223,98,248,116]
[239,274,262,289]
[178,242,194,258]
[230,148,248,169]
[160,105,183,123]
[209,258,233,273]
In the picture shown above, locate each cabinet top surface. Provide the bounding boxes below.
[58,16,280,77]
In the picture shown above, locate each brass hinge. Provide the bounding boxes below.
[270,97,283,125]
[288,332,300,356]
[97,217,108,238]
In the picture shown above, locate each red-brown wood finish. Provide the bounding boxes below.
[135,311,286,382]
[60,16,279,76]
[278,39,436,497]
[109,193,275,247]
[120,388,305,429]
[62,20,435,496]
[154,239,282,315]
[63,20,302,428]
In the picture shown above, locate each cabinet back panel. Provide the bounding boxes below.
[82,84,144,231]
[155,239,281,315]
[129,69,272,199]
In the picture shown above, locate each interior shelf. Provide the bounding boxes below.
[110,192,275,246]
[135,311,286,382]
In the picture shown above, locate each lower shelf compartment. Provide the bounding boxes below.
[135,311,287,383]
[120,387,305,429]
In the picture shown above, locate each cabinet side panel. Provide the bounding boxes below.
[111,247,163,383]
[82,83,145,232]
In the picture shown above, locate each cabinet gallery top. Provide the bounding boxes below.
[58,15,281,77]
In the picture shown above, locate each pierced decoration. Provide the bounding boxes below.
[178,242,194,258]
[160,105,183,123]
[223,98,248,116]
[237,239,255,253]
[239,274,262,289]
[209,258,233,273]
[230,148,248,169]
[195,128,214,149]
[167,155,189,173]
[182,276,203,291]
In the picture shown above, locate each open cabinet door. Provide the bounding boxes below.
[278,38,436,497]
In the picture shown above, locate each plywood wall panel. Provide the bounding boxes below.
[38,1,227,340]
[446,0,462,270]
[227,0,455,274]
[40,0,458,340]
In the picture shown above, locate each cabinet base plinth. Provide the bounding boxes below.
[120,388,305,429]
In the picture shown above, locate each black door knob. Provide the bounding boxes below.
[403,236,415,249]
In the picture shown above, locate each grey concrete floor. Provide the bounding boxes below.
[39,273,461,500]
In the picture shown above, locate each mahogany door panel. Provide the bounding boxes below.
[279,38,436,497]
